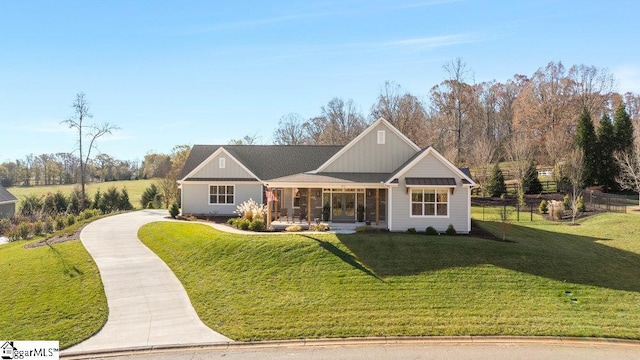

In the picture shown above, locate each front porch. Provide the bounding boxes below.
[264,186,388,226]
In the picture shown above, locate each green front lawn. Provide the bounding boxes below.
[0,239,107,348]
[138,211,640,340]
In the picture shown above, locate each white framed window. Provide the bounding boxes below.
[410,188,449,217]
[219,157,226,168]
[292,188,301,208]
[209,185,234,204]
[377,130,386,144]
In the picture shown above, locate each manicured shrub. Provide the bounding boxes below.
[285,225,302,232]
[425,226,438,235]
[52,191,69,214]
[227,217,239,225]
[523,161,543,194]
[33,221,44,236]
[237,219,250,230]
[549,201,563,220]
[309,223,330,231]
[577,195,586,212]
[486,163,506,197]
[0,218,11,234]
[43,218,54,233]
[118,188,134,211]
[67,189,81,214]
[55,216,66,231]
[141,184,163,209]
[79,209,100,220]
[562,194,571,210]
[539,199,548,214]
[169,203,180,219]
[20,194,43,217]
[407,227,417,234]
[445,224,457,236]
[66,214,76,226]
[17,222,32,240]
[249,219,266,231]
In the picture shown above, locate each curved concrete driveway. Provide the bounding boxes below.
[68,210,231,354]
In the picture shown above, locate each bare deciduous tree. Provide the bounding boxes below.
[614,137,640,206]
[504,131,535,205]
[429,58,476,164]
[62,93,119,209]
[467,135,497,196]
[370,81,428,146]
[564,148,585,224]
[273,113,309,145]
[229,133,261,145]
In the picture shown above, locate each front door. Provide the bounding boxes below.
[332,193,356,222]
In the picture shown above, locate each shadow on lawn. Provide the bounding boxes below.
[337,220,640,293]
[301,235,384,282]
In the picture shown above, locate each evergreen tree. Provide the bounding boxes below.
[613,104,634,153]
[596,114,618,192]
[523,161,543,194]
[574,108,598,187]
[485,163,506,197]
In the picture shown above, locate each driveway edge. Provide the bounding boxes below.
[61,336,640,358]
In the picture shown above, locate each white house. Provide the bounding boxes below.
[178,118,476,233]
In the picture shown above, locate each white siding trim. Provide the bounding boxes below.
[180,147,261,181]
[386,147,476,186]
[467,187,472,232]
[388,186,393,230]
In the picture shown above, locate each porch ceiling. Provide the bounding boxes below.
[265,172,392,186]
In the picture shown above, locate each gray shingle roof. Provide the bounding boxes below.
[179,145,343,181]
[0,186,17,204]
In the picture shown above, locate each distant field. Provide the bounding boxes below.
[8,179,156,210]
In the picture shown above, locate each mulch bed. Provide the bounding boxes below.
[23,225,86,249]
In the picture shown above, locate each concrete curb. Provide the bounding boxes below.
[61,336,640,358]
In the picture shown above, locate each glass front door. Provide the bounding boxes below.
[332,193,356,222]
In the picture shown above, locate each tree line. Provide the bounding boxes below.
[269,59,640,199]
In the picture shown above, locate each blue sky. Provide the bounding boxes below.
[1,0,639,163]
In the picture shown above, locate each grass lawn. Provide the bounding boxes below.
[0,239,107,348]
[7,178,156,210]
[139,211,640,341]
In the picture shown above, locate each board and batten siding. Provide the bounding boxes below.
[0,202,15,218]
[322,122,417,173]
[191,151,255,179]
[181,183,262,215]
[389,153,471,233]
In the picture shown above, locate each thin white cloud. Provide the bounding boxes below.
[385,34,474,48]
[615,65,640,93]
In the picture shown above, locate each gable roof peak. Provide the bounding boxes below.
[312,117,420,173]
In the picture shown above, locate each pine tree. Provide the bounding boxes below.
[613,104,634,153]
[485,163,506,197]
[523,161,543,194]
[596,114,618,192]
[574,108,598,187]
